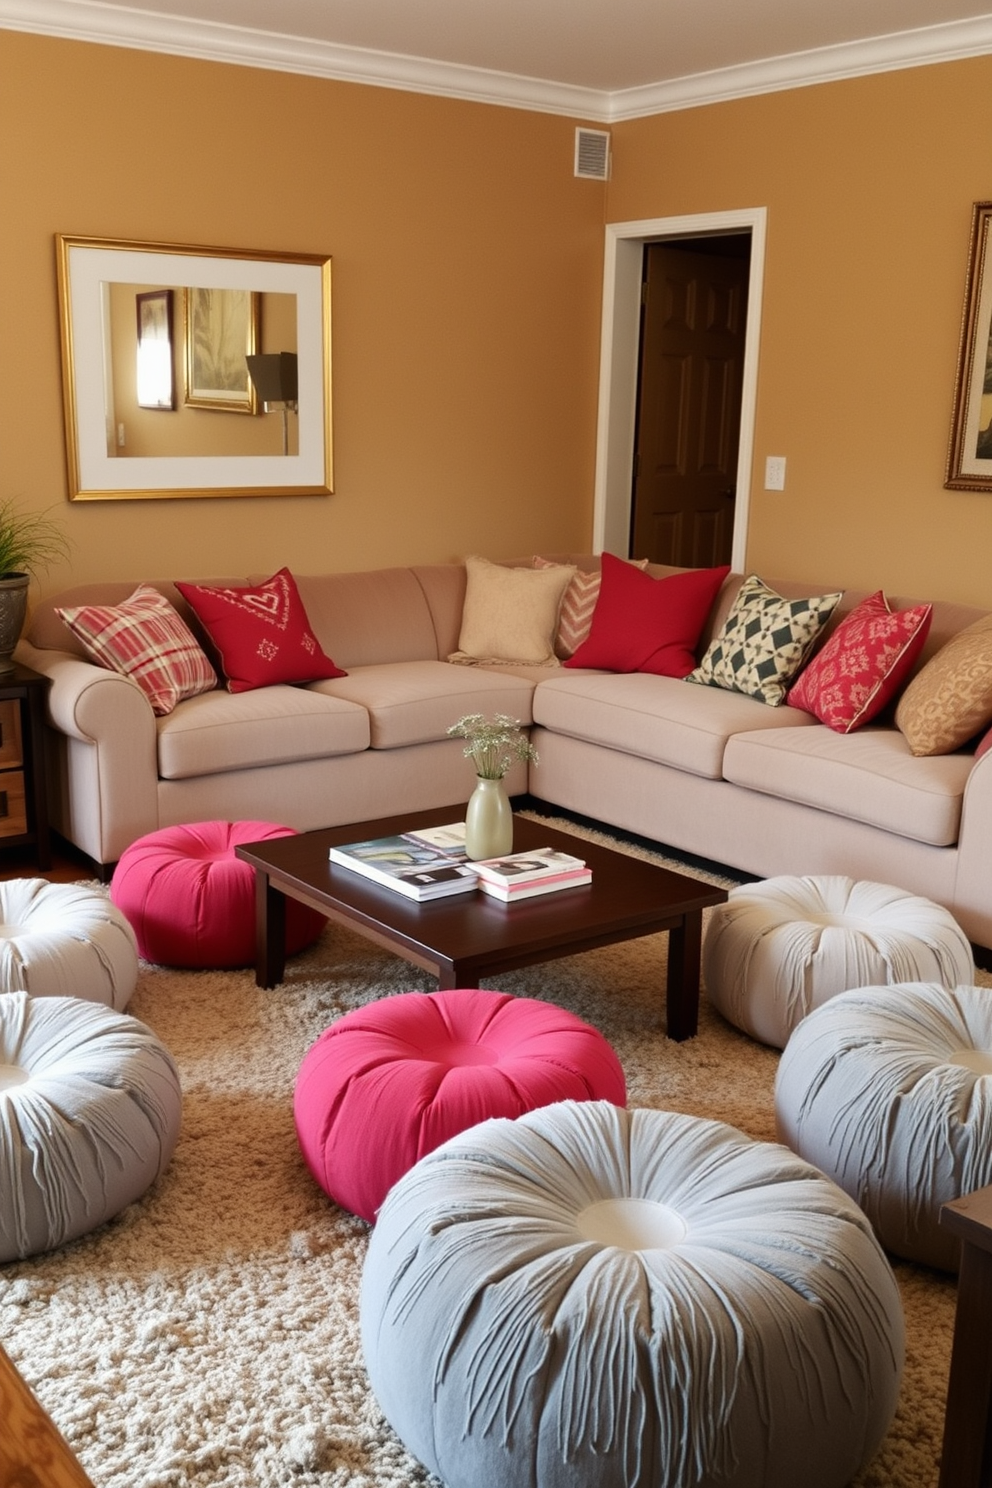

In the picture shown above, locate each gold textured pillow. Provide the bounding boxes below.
[895,613,992,755]
[450,556,575,666]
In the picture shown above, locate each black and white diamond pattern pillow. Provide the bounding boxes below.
[686,574,843,706]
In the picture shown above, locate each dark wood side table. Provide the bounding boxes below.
[938,1183,992,1487]
[0,661,51,870]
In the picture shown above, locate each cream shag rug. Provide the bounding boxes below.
[0,815,970,1488]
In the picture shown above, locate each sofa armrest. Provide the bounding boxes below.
[16,639,159,865]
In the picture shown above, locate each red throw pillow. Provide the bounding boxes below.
[176,568,346,693]
[564,553,730,676]
[787,590,932,732]
[976,726,992,759]
[533,555,649,658]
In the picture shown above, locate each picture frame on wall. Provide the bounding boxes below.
[184,286,260,413]
[946,201,992,490]
[135,289,175,411]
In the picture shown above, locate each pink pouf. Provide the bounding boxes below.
[294,987,627,1223]
[110,820,326,968]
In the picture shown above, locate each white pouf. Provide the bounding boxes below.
[775,981,992,1271]
[703,875,974,1048]
[361,1100,904,1488]
[0,879,139,1009]
[0,990,182,1262]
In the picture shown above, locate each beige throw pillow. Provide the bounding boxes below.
[895,613,992,755]
[450,556,575,666]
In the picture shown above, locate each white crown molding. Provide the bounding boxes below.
[3,0,992,122]
[0,0,606,118]
[606,13,992,121]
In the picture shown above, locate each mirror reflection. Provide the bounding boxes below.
[109,284,298,458]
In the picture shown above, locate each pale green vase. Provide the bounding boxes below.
[464,776,513,860]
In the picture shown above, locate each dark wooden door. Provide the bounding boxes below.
[631,240,749,567]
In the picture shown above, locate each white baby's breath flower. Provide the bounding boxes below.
[447,712,538,780]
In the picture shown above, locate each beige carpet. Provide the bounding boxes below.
[0,815,970,1488]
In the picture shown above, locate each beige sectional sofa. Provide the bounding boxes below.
[17,557,992,953]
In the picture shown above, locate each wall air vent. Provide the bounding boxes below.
[574,128,611,180]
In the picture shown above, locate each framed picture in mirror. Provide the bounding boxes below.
[184,287,260,413]
[135,289,175,411]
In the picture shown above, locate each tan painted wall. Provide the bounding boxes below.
[8,28,992,609]
[607,58,992,605]
[1,30,606,597]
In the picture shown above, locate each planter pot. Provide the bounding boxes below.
[465,777,513,860]
[0,574,29,674]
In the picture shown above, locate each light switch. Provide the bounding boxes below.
[765,455,786,491]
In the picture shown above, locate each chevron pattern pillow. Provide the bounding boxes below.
[533,556,648,658]
[686,574,842,706]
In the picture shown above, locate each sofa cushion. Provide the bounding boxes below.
[533,671,817,780]
[895,613,992,756]
[156,686,369,781]
[562,554,730,676]
[687,575,843,706]
[56,585,218,716]
[722,726,973,846]
[313,662,537,750]
[449,556,574,667]
[176,569,346,692]
[787,591,933,733]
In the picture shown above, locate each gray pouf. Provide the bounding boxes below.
[360,1100,903,1488]
[0,991,182,1262]
[0,879,140,1009]
[775,980,992,1271]
[703,875,974,1048]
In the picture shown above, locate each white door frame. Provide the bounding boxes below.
[592,207,767,573]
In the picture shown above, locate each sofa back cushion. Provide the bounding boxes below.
[250,568,445,669]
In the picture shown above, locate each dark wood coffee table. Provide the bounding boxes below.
[235,806,727,1040]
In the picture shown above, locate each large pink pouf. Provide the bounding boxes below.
[110,821,326,968]
[294,988,627,1223]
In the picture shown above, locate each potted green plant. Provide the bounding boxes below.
[0,500,71,673]
[447,713,538,858]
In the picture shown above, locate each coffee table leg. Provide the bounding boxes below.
[666,910,702,1041]
[254,870,287,989]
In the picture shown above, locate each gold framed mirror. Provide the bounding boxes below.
[56,235,332,500]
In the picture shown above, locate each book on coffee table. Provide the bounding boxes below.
[329,834,477,901]
[476,867,593,901]
[469,848,588,886]
[470,848,591,901]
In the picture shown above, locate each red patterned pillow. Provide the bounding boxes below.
[175,568,346,693]
[787,590,932,733]
[57,584,217,716]
[533,556,649,658]
[563,552,730,676]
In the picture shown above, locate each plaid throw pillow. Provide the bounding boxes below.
[57,585,217,716]
[686,574,842,706]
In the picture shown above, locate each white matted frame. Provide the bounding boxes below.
[56,235,332,500]
[592,208,767,572]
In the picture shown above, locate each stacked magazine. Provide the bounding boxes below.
[329,823,592,904]
[328,827,477,901]
[470,847,592,901]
